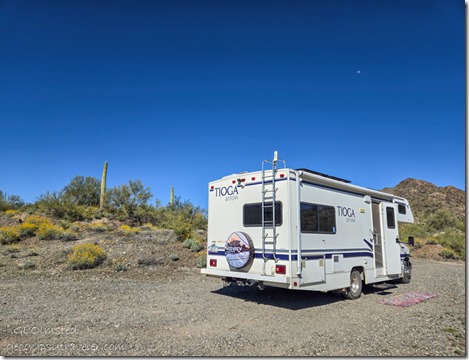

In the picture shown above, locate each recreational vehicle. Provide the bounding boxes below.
[201,152,414,299]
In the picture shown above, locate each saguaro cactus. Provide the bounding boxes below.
[170,186,174,206]
[100,161,108,210]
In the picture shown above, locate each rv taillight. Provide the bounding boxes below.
[209,259,217,267]
[210,186,214,190]
[280,173,285,178]
[232,180,236,184]
[275,264,286,275]
[251,177,256,181]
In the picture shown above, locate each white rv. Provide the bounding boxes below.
[201,152,414,299]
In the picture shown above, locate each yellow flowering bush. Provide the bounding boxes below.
[4,209,18,217]
[90,222,112,232]
[0,226,21,244]
[36,223,66,240]
[18,223,37,237]
[119,225,140,236]
[141,223,158,231]
[23,215,53,227]
[67,243,106,270]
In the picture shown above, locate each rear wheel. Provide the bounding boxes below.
[344,269,363,300]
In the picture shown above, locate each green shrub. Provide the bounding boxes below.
[67,243,106,270]
[18,261,36,270]
[26,248,39,257]
[61,231,78,241]
[439,248,459,260]
[152,197,207,240]
[137,256,160,266]
[112,257,129,272]
[6,244,20,253]
[169,253,179,261]
[196,254,207,268]
[435,230,465,260]
[35,191,100,222]
[183,238,203,252]
[190,240,202,252]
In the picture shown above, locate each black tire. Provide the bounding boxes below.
[344,269,363,300]
[400,260,412,284]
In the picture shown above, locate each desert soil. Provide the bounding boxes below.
[0,257,465,356]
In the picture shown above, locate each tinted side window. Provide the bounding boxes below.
[386,207,396,229]
[300,203,318,232]
[318,205,336,233]
[243,202,282,227]
[301,203,336,234]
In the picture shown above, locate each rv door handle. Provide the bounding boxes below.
[395,237,400,243]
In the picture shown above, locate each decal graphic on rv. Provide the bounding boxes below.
[213,185,240,202]
[337,206,356,222]
[224,232,254,269]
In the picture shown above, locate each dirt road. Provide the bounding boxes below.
[0,258,465,356]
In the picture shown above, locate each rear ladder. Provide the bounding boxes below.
[261,151,286,263]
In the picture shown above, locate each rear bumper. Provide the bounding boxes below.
[201,268,290,284]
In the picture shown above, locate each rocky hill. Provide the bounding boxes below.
[382,178,465,220]
[382,178,465,261]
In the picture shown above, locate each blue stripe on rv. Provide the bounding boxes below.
[208,250,375,261]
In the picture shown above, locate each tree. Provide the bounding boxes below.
[0,190,25,210]
[63,176,101,207]
[7,195,25,208]
[108,180,153,224]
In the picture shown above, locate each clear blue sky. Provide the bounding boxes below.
[0,0,465,209]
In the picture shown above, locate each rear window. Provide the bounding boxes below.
[243,202,283,227]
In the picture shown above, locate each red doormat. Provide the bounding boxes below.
[378,292,437,307]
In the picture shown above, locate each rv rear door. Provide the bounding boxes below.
[380,203,401,275]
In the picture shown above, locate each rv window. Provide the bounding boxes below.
[300,203,336,234]
[398,204,406,215]
[243,202,283,227]
[386,207,396,229]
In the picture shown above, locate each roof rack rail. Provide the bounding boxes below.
[296,168,351,183]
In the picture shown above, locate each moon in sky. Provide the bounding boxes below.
[356,70,361,74]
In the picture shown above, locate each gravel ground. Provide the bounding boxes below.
[0,258,465,356]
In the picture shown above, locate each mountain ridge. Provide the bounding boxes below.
[381,178,465,220]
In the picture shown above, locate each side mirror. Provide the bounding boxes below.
[408,236,414,247]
